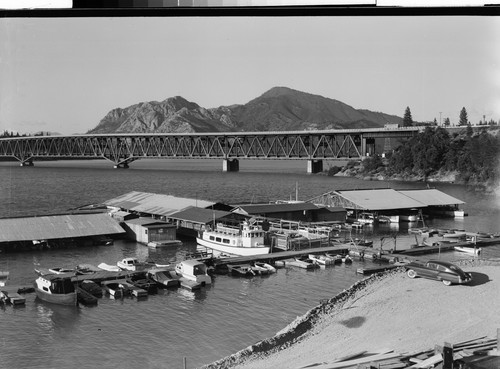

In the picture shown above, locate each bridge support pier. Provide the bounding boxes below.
[113,163,129,169]
[307,159,323,174]
[20,160,34,167]
[222,159,239,172]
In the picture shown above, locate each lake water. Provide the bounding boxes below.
[0,159,499,369]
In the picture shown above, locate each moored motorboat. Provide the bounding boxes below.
[175,260,212,287]
[102,281,124,298]
[146,268,180,288]
[0,289,26,305]
[115,279,148,298]
[127,277,158,294]
[308,254,334,266]
[80,280,103,297]
[35,275,77,306]
[147,240,182,248]
[196,220,270,257]
[288,256,319,269]
[454,246,482,256]
[76,286,98,305]
[97,263,121,272]
[252,261,277,274]
[117,258,151,271]
[227,263,256,277]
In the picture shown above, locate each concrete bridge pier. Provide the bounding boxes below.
[20,160,34,167]
[222,159,239,172]
[307,159,323,174]
[113,162,129,169]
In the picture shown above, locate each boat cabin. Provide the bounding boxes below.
[175,260,211,285]
[37,276,75,295]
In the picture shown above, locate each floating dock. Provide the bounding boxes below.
[212,245,350,266]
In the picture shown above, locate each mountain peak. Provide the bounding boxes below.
[259,86,303,99]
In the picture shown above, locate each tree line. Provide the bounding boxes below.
[361,126,500,186]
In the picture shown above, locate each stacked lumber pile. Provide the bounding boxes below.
[298,334,500,369]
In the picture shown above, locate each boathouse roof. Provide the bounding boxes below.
[232,202,320,215]
[104,191,217,216]
[0,213,125,243]
[398,189,465,206]
[307,188,465,211]
[124,217,175,227]
[335,189,424,210]
[168,207,236,225]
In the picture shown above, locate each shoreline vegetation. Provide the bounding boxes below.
[201,259,500,369]
[324,126,500,194]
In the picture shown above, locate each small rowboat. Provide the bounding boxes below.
[454,246,481,256]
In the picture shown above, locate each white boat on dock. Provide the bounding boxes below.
[196,220,270,257]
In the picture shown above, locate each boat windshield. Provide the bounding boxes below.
[193,264,206,275]
[51,278,75,294]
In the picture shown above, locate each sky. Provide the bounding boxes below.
[1,15,499,135]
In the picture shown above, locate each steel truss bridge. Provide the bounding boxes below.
[0,127,420,173]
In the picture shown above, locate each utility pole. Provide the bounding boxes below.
[439,112,442,126]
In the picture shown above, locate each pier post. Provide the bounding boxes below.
[222,159,239,172]
[307,159,323,174]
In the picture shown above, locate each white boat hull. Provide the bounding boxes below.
[35,288,77,306]
[454,246,481,256]
[197,238,270,257]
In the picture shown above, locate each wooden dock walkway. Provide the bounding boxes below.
[397,236,500,256]
[213,245,350,265]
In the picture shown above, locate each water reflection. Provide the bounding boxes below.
[35,301,80,335]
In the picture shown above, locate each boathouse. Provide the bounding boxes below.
[231,203,346,223]
[122,217,177,244]
[166,207,247,237]
[306,188,465,219]
[0,213,125,251]
[104,191,231,220]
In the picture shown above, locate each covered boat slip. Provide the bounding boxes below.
[0,213,125,248]
[307,188,465,218]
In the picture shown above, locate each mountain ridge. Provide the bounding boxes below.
[87,87,404,134]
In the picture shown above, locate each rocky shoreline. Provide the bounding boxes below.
[332,166,500,194]
[200,258,500,369]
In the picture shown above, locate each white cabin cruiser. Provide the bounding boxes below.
[196,221,270,257]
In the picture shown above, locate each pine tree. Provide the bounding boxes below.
[459,107,469,126]
[403,107,413,127]
[443,117,451,127]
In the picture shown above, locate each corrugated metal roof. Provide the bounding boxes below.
[124,217,171,227]
[0,213,125,243]
[169,207,233,224]
[104,191,216,216]
[337,189,424,211]
[398,189,465,206]
[233,202,319,215]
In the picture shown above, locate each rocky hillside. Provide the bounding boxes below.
[88,87,403,134]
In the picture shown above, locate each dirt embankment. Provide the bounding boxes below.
[201,259,500,369]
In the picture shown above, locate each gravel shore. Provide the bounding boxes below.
[201,259,500,369]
